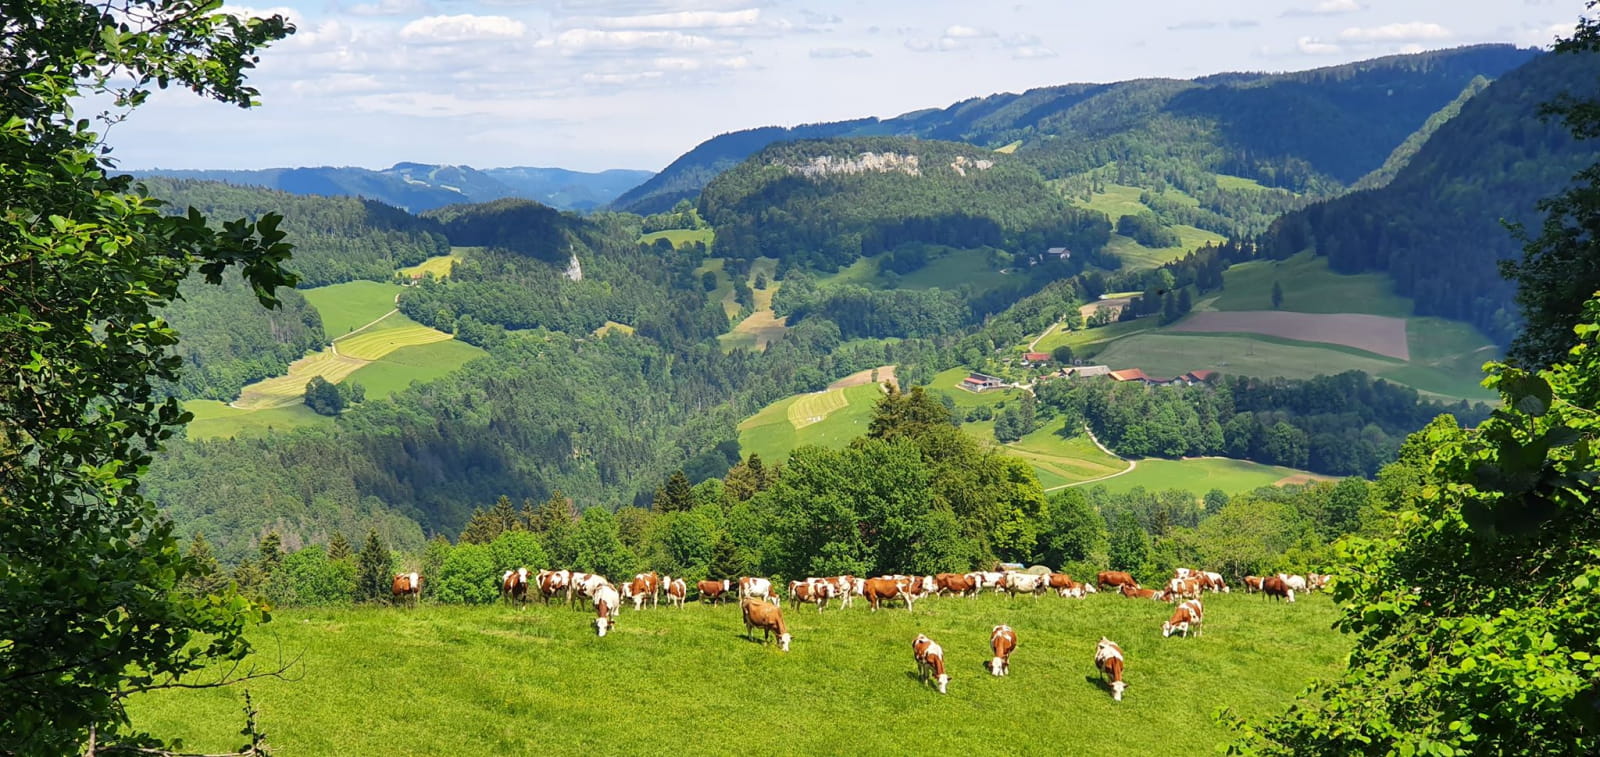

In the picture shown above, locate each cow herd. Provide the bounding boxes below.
[391,565,1330,701]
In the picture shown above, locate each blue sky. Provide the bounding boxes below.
[106,1,1587,172]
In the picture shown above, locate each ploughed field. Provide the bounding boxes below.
[130,590,1344,756]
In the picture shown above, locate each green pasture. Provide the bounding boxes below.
[1092,458,1332,496]
[182,400,330,440]
[343,339,487,400]
[1033,319,1160,357]
[693,258,739,319]
[1077,183,1154,219]
[1212,174,1275,192]
[720,258,787,351]
[1000,417,1130,487]
[397,252,463,281]
[1204,252,1411,316]
[926,367,1023,408]
[1106,223,1225,271]
[894,249,1014,294]
[300,281,403,338]
[641,228,714,248]
[738,381,886,462]
[128,593,1345,756]
[1092,332,1398,382]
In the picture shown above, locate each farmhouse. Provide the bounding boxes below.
[1108,368,1220,386]
[961,373,1006,392]
[1046,247,1071,260]
[1022,351,1050,365]
[1066,365,1111,378]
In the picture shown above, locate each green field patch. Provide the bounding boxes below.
[994,140,1022,154]
[926,367,1022,408]
[1107,225,1226,271]
[640,228,714,248]
[183,400,330,440]
[301,280,403,338]
[128,596,1345,755]
[1034,319,1160,357]
[1205,252,1411,316]
[1077,183,1153,219]
[592,321,637,337]
[1000,417,1130,485]
[893,249,1014,294]
[720,258,787,351]
[336,316,453,360]
[817,256,880,288]
[397,252,462,281]
[739,381,887,462]
[1093,458,1334,495]
[693,258,739,319]
[344,339,488,400]
[1093,332,1400,385]
[1213,174,1275,192]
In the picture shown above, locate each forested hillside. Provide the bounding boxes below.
[135,163,654,212]
[140,177,450,285]
[1262,50,1600,345]
[160,275,325,401]
[614,45,1535,215]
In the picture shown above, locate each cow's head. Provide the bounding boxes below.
[778,632,791,652]
[936,673,948,694]
[1161,621,1177,638]
[989,657,1005,676]
[1111,680,1126,701]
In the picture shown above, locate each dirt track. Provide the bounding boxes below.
[828,365,898,391]
[1169,311,1410,361]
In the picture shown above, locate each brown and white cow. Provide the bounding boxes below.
[391,572,421,606]
[1278,573,1308,593]
[1047,573,1075,596]
[989,625,1016,677]
[1003,572,1048,598]
[1097,571,1141,591]
[697,579,733,605]
[741,598,790,651]
[739,576,779,606]
[571,573,612,608]
[1263,575,1295,602]
[501,568,530,608]
[1120,583,1163,601]
[935,573,980,598]
[912,634,949,694]
[1198,571,1230,593]
[1243,575,1264,594]
[624,572,661,611]
[664,576,687,608]
[976,571,1007,593]
[863,577,915,612]
[537,569,570,604]
[1163,598,1204,638]
[1095,637,1127,701]
[1307,573,1331,592]
[593,583,620,637]
[1166,577,1201,601]
[790,579,836,612]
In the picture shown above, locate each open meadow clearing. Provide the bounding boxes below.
[396,250,466,281]
[1201,252,1411,316]
[1169,310,1411,360]
[128,592,1344,756]
[1106,225,1226,271]
[738,382,887,462]
[1089,458,1336,495]
[182,400,330,439]
[300,281,403,337]
[641,228,714,248]
[719,258,788,351]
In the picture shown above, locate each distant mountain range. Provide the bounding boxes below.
[130,163,655,213]
[612,44,1538,214]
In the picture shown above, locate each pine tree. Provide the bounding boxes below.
[327,531,354,561]
[1107,511,1153,578]
[654,470,694,513]
[257,531,283,577]
[488,495,519,534]
[355,529,392,603]
[180,532,225,597]
[707,532,746,581]
[1271,280,1284,309]
[458,507,500,544]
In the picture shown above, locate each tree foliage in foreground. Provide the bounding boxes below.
[0,1,293,752]
[1230,296,1600,754]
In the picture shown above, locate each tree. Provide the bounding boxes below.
[1037,489,1106,570]
[1502,9,1600,368]
[1271,280,1284,309]
[702,271,718,292]
[1051,344,1075,365]
[303,375,345,415]
[432,543,498,605]
[1230,294,1600,755]
[179,532,227,598]
[653,470,694,513]
[707,532,747,581]
[354,529,392,603]
[1106,510,1153,579]
[328,531,354,561]
[569,507,637,578]
[0,2,294,750]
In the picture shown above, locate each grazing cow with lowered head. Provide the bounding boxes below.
[697,579,733,605]
[1263,575,1295,602]
[1003,572,1048,598]
[741,599,790,651]
[935,573,980,598]
[863,577,915,612]
[392,572,421,606]
[1200,571,1229,593]
[1243,575,1264,594]
[912,634,949,694]
[593,583,620,637]
[664,576,687,608]
[1097,571,1140,591]
[1163,598,1204,638]
[1095,638,1127,701]
[1278,573,1308,593]
[1120,584,1163,601]
[990,625,1017,676]
[501,568,529,608]
[739,576,779,606]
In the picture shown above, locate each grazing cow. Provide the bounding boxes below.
[1263,575,1295,602]
[863,577,915,612]
[501,568,530,608]
[1003,572,1048,598]
[1120,584,1163,601]
[1243,576,1264,594]
[697,579,733,605]
[1097,571,1140,591]
[537,569,570,604]
[391,572,421,606]
[625,573,661,611]
[1307,573,1331,592]
[566,571,595,605]
[1166,577,1201,601]
[936,573,980,598]
[572,573,611,606]
[1163,598,1204,638]
[664,577,687,608]
[977,571,1007,593]
[911,634,949,694]
[741,599,790,652]
[1200,571,1229,593]
[989,625,1017,676]
[593,584,620,637]
[1047,573,1075,596]
[739,576,780,606]
[1278,573,1308,593]
[1094,638,1127,701]
[790,580,836,612]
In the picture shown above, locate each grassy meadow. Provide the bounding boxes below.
[396,251,465,281]
[129,592,1345,756]
[301,281,403,337]
[1093,458,1333,495]
[719,257,788,351]
[641,228,715,248]
[738,381,887,462]
[183,400,331,439]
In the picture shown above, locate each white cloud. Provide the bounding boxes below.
[1283,0,1363,17]
[578,9,762,30]
[944,24,995,39]
[346,0,429,17]
[1011,46,1057,60]
[553,28,725,52]
[809,47,872,59]
[400,15,528,44]
[1337,22,1451,42]
[1297,36,1341,54]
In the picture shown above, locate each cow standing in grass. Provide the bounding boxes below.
[392,572,421,607]
[912,634,949,694]
[593,584,620,637]
[538,569,570,604]
[863,577,915,612]
[698,579,733,605]
[501,568,529,609]
[1162,599,1204,638]
[989,626,1016,677]
[1263,575,1295,602]
[741,599,790,651]
[1094,638,1127,701]
[1097,571,1140,592]
[664,577,686,608]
